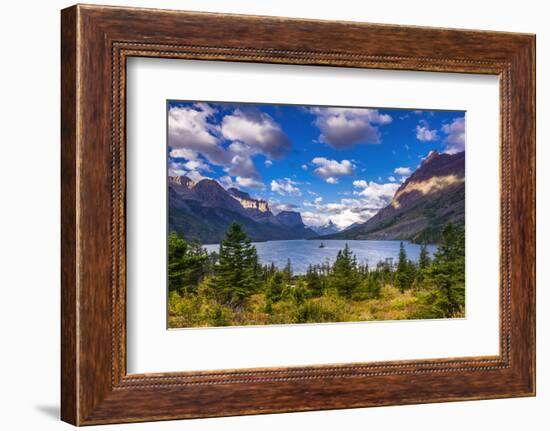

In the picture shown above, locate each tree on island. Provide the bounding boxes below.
[211,223,259,306]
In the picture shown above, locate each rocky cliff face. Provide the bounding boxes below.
[323,151,465,243]
[273,210,305,227]
[168,175,194,196]
[227,187,272,222]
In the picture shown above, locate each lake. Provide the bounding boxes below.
[203,239,437,275]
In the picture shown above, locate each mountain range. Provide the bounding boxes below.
[321,150,465,243]
[169,150,465,245]
[168,176,316,244]
[313,220,340,236]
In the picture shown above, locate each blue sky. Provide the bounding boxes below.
[167,101,465,229]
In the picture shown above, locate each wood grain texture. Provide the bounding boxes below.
[60,4,536,425]
[60,6,78,425]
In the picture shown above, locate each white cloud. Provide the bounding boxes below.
[221,108,290,160]
[186,170,210,182]
[218,175,238,189]
[227,141,251,156]
[311,157,355,183]
[168,160,187,177]
[271,178,302,196]
[301,211,329,227]
[218,175,265,190]
[352,180,400,208]
[441,117,465,154]
[170,148,198,160]
[236,176,265,189]
[169,160,211,182]
[301,197,382,229]
[169,104,293,191]
[271,202,299,213]
[226,155,259,178]
[310,107,392,149]
[264,159,273,167]
[301,164,308,170]
[168,103,230,166]
[394,166,412,176]
[183,159,211,172]
[388,176,397,182]
[415,120,439,142]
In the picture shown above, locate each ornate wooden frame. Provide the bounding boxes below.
[61,4,536,425]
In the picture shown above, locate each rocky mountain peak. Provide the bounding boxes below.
[169,175,194,188]
[392,151,464,209]
[274,211,304,227]
[314,219,340,235]
[227,188,250,200]
[227,187,270,213]
[421,150,440,165]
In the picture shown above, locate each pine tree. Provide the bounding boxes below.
[330,243,360,297]
[305,264,323,296]
[364,272,382,299]
[396,242,412,292]
[212,223,259,306]
[167,232,209,295]
[283,258,293,283]
[416,243,431,285]
[265,272,284,302]
[425,224,465,317]
[419,244,431,269]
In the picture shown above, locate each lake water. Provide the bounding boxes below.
[203,239,437,275]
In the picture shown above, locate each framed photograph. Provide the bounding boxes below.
[61,4,535,425]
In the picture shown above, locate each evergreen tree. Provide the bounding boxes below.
[364,272,382,299]
[212,223,259,306]
[416,243,431,285]
[283,258,293,283]
[167,232,209,295]
[418,244,431,269]
[376,259,393,285]
[305,264,323,296]
[330,243,360,297]
[265,272,284,302]
[425,224,465,317]
[396,242,412,292]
